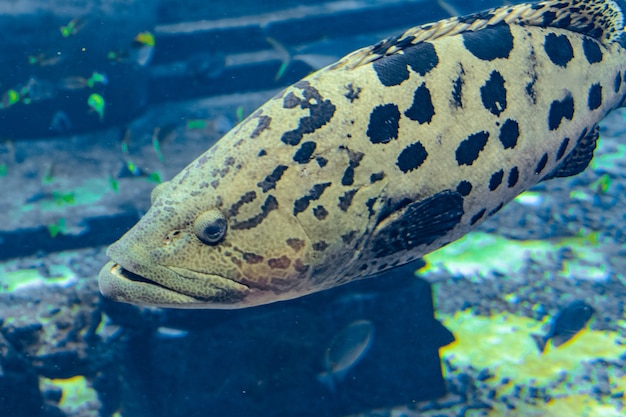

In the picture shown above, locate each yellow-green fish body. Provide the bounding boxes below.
[99,0,626,308]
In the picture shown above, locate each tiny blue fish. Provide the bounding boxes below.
[532,300,594,353]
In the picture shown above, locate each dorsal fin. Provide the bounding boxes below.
[339,0,625,69]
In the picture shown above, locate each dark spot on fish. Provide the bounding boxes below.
[243,252,264,264]
[281,82,336,146]
[228,191,257,217]
[582,37,603,64]
[294,259,309,273]
[526,75,537,104]
[199,181,209,189]
[366,198,377,217]
[535,153,549,175]
[258,149,267,157]
[488,202,504,216]
[341,166,355,186]
[615,71,623,93]
[373,53,409,87]
[463,23,514,61]
[231,257,242,268]
[257,165,288,192]
[372,41,438,87]
[341,231,357,244]
[405,83,435,124]
[268,256,291,269]
[367,104,401,144]
[338,189,358,212]
[219,167,230,178]
[489,169,504,191]
[313,205,328,220]
[543,33,574,67]
[548,94,574,131]
[542,11,557,26]
[506,167,519,188]
[224,157,235,167]
[293,141,317,163]
[396,141,428,173]
[231,195,278,230]
[370,172,385,183]
[312,241,328,251]
[481,70,507,116]
[470,209,486,225]
[340,147,364,186]
[293,182,331,215]
[451,65,465,108]
[405,42,439,75]
[456,180,472,196]
[286,238,305,252]
[587,83,602,111]
[197,154,210,167]
[553,14,571,29]
[345,83,362,102]
[250,115,271,139]
[316,156,328,167]
[456,131,489,166]
[556,138,570,160]
[499,119,519,150]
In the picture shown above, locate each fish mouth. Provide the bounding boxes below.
[98,260,250,308]
[109,262,174,290]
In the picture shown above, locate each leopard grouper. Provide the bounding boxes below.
[99,0,626,308]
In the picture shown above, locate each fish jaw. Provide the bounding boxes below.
[98,240,252,309]
[98,261,208,307]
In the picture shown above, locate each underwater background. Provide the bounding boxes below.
[0,0,625,416]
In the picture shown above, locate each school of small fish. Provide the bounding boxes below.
[99,0,626,308]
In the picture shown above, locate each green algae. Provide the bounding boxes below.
[0,263,77,292]
[40,375,98,414]
[422,231,608,281]
[439,311,625,416]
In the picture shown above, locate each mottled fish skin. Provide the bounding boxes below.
[99,0,626,308]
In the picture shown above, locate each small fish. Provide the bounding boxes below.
[60,17,87,38]
[19,78,55,104]
[99,0,626,309]
[532,300,594,353]
[134,31,155,47]
[0,89,20,108]
[87,93,105,121]
[118,159,146,178]
[152,124,177,162]
[28,52,64,67]
[317,320,374,391]
[107,32,155,67]
[155,326,188,339]
[49,111,72,133]
[59,72,108,91]
[266,36,291,80]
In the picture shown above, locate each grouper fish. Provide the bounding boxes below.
[99,0,626,308]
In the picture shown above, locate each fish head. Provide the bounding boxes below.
[99,148,316,309]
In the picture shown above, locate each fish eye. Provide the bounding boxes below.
[194,210,227,245]
[150,181,169,204]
